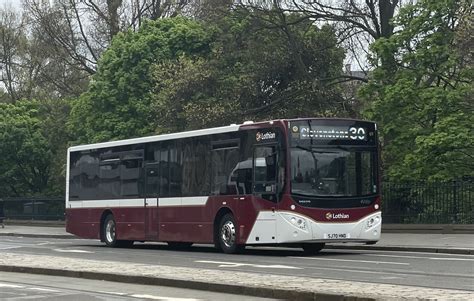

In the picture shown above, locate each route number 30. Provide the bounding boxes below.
[349,127,366,140]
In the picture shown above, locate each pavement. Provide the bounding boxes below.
[0,225,473,300]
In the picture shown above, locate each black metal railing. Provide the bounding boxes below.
[0,197,65,221]
[382,180,473,224]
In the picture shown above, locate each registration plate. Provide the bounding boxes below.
[324,233,350,239]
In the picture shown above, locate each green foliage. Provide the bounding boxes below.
[68,17,212,144]
[152,10,346,132]
[361,0,473,181]
[0,100,70,197]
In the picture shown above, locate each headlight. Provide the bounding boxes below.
[282,214,308,231]
[366,216,381,229]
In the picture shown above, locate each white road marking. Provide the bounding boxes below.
[290,257,410,266]
[130,294,201,300]
[367,254,474,261]
[309,266,394,275]
[53,249,94,253]
[98,291,127,296]
[0,283,25,288]
[196,260,302,269]
[27,287,60,292]
[0,245,22,250]
[37,242,54,246]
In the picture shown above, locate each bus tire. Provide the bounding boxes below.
[217,213,243,254]
[103,214,134,248]
[302,243,325,255]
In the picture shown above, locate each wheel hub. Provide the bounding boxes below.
[105,220,115,243]
[221,220,236,248]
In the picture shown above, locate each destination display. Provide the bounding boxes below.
[289,119,377,146]
[294,125,367,141]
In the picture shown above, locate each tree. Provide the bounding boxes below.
[0,5,26,103]
[24,0,202,76]
[240,0,404,75]
[152,9,346,132]
[68,17,212,143]
[0,4,88,102]
[361,0,473,181]
[0,100,70,197]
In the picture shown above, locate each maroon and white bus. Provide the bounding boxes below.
[66,118,381,254]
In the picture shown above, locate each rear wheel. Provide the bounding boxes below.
[302,243,325,255]
[103,214,134,248]
[217,213,243,254]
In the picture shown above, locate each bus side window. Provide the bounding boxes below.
[121,159,142,197]
[211,148,239,195]
[99,160,121,198]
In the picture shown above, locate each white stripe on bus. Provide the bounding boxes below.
[67,197,208,209]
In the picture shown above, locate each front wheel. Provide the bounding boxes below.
[302,243,325,255]
[103,214,133,248]
[217,214,243,254]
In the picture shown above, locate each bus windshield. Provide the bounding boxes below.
[290,146,377,197]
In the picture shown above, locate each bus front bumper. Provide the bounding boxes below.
[245,211,381,244]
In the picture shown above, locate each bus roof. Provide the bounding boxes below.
[69,124,241,152]
[68,118,375,152]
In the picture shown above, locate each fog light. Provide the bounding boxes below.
[374,204,379,210]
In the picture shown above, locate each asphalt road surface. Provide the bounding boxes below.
[0,272,275,300]
[1,236,473,292]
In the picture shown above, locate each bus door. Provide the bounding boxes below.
[144,163,160,239]
[252,144,279,243]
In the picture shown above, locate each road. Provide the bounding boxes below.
[0,272,274,300]
[0,236,473,292]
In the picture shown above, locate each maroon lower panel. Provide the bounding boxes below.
[66,207,146,241]
[65,196,273,244]
[65,194,379,244]
[159,223,213,243]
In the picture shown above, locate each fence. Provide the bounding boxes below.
[0,197,64,221]
[382,180,473,224]
[1,179,473,223]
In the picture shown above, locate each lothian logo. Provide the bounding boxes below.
[326,212,350,220]
[256,131,276,142]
